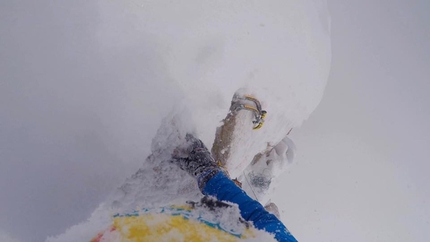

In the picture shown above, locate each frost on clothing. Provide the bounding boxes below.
[91,170,297,242]
[171,133,222,190]
[240,135,297,204]
[172,132,297,242]
[90,201,263,242]
[204,171,298,242]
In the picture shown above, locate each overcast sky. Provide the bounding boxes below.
[1,0,429,241]
[274,0,430,241]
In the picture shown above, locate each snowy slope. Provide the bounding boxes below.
[46,0,331,241]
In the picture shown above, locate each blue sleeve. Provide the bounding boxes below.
[202,171,298,242]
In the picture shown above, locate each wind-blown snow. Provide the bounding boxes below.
[0,230,20,242]
[94,0,331,143]
[2,0,330,241]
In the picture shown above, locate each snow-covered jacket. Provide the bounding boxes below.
[203,171,298,242]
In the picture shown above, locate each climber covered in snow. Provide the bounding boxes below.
[171,134,298,242]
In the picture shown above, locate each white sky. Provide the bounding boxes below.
[274,0,430,241]
[1,0,429,241]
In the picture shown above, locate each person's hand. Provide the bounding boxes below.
[171,134,220,178]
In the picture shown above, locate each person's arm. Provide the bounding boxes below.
[171,134,297,241]
[202,171,298,242]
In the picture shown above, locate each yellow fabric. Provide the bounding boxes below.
[92,213,255,242]
[116,213,254,242]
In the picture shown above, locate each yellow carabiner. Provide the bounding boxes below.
[253,122,264,130]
